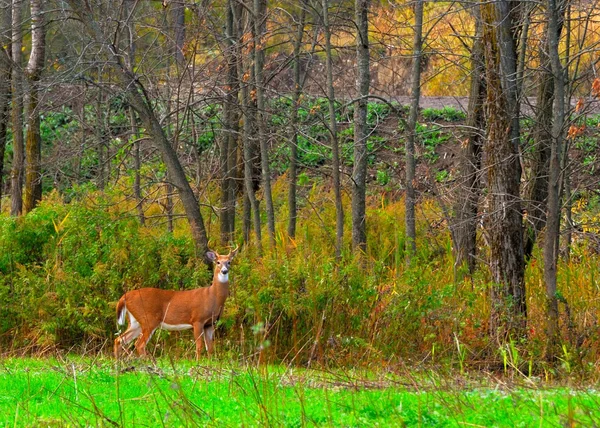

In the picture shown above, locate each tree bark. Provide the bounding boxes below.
[220,0,241,245]
[23,0,45,214]
[405,0,424,261]
[287,1,307,241]
[95,73,106,191]
[452,5,485,277]
[239,2,262,252]
[0,4,11,211]
[10,0,23,216]
[172,0,185,66]
[481,0,526,342]
[322,0,344,259]
[352,0,370,254]
[23,86,42,214]
[544,0,567,360]
[66,0,209,256]
[125,0,144,225]
[253,0,275,248]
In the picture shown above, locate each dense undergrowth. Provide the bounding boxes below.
[1,176,599,380]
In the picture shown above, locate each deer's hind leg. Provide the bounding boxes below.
[114,318,142,358]
[134,321,159,358]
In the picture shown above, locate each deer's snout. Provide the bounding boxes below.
[221,266,229,275]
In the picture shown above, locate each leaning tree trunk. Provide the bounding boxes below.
[322,0,344,259]
[66,0,210,257]
[405,0,424,261]
[352,0,370,254]
[452,5,485,277]
[10,0,24,216]
[481,0,526,342]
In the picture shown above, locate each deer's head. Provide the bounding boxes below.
[207,246,238,283]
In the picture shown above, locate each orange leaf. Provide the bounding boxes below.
[567,125,585,139]
[592,78,600,98]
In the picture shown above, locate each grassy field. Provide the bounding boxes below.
[1,357,599,427]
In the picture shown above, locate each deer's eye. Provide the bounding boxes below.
[217,261,221,265]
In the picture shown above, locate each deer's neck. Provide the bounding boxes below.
[210,273,230,303]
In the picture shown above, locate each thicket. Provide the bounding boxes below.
[2,95,600,378]
[2,172,599,377]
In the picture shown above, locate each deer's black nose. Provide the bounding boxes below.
[221,268,229,274]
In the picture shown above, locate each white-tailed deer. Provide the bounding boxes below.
[114,247,238,359]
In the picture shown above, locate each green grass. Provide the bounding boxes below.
[1,357,599,426]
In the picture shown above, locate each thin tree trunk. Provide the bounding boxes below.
[95,75,106,191]
[405,0,424,261]
[162,6,175,234]
[125,0,144,225]
[10,0,23,216]
[253,0,275,248]
[0,5,11,211]
[288,1,307,241]
[239,2,262,252]
[172,0,185,65]
[322,0,343,260]
[221,0,241,245]
[563,2,573,264]
[452,6,485,278]
[352,0,370,254]
[544,0,567,360]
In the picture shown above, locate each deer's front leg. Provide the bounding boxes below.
[192,322,205,360]
[204,325,215,356]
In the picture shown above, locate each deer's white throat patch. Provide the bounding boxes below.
[218,271,229,282]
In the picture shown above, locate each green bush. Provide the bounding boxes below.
[421,106,466,122]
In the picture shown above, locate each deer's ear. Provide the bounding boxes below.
[206,251,217,262]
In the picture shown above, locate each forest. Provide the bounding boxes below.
[1,0,600,424]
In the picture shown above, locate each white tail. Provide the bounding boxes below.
[114,247,238,359]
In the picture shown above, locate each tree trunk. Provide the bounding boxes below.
[544,0,567,360]
[405,0,424,261]
[0,5,11,211]
[125,0,144,225]
[172,0,185,66]
[452,6,485,277]
[524,65,552,260]
[239,2,262,252]
[220,0,241,245]
[322,0,344,259]
[481,0,526,342]
[352,0,370,253]
[253,0,275,248]
[288,1,307,241]
[10,0,24,216]
[66,0,210,256]
[23,0,45,214]
[23,86,42,214]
